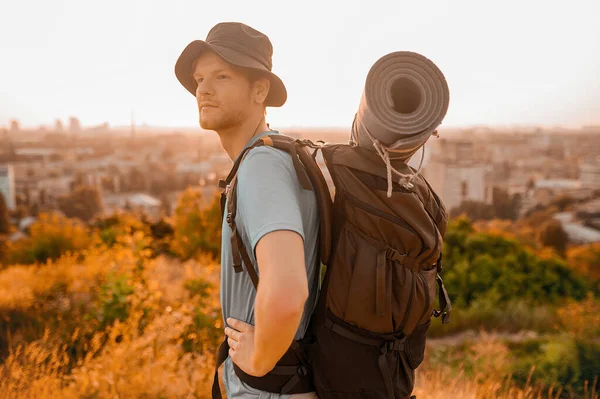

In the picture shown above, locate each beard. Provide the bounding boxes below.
[198,96,252,132]
[200,108,240,131]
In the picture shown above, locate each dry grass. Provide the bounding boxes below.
[417,330,599,399]
[414,365,598,399]
[0,308,216,398]
[0,231,222,398]
[0,228,597,398]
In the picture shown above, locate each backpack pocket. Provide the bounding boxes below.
[310,309,413,398]
[330,217,433,336]
[405,319,431,369]
[401,267,438,334]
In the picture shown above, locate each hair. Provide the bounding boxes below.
[233,65,269,114]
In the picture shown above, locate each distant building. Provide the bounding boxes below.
[37,176,76,198]
[54,119,64,132]
[423,139,488,211]
[19,216,37,232]
[580,159,600,190]
[69,117,82,134]
[9,120,20,133]
[103,192,162,220]
[534,179,581,190]
[425,162,487,211]
[0,164,16,210]
[553,212,600,244]
[574,198,600,222]
[175,161,212,174]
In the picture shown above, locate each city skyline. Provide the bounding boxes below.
[4,115,599,133]
[2,0,600,129]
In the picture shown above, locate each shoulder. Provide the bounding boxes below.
[237,145,295,182]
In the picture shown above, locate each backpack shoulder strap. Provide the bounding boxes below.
[220,144,262,288]
[256,134,333,266]
[219,134,333,284]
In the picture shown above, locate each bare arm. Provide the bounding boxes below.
[250,229,308,373]
[225,229,308,376]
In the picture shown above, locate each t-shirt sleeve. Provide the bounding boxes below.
[235,147,305,258]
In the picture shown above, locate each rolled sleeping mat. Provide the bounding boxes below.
[353,51,450,160]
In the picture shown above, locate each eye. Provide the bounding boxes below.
[217,74,228,80]
[195,77,203,84]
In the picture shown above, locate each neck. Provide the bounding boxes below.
[218,114,269,161]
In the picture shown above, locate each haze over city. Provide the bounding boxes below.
[2,0,600,130]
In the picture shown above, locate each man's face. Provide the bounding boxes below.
[192,51,254,131]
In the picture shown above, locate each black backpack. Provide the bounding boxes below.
[212,134,452,399]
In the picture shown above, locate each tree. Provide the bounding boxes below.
[3,212,91,264]
[160,193,172,216]
[492,187,519,220]
[171,188,222,260]
[0,193,10,234]
[450,200,495,221]
[441,217,587,308]
[567,243,600,293]
[538,219,569,256]
[57,185,104,222]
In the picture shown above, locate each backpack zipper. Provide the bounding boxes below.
[343,190,419,237]
[416,271,431,323]
[398,271,415,333]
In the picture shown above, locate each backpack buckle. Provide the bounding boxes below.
[381,339,405,354]
[380,343,389,355]
[298,365,308,377]
[436,253,443,273]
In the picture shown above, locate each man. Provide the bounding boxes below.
[174,22,320,398]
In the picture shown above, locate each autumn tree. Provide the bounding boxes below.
[538,219,569,256]
[492,187,520,220]
[450,200,495,221]
[442,216,587,308]
[171,188,222,260]
[567,243,600,293]
[57,185,104,222]
[0,192,10,234]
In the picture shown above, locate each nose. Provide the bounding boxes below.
[196,78,214,97]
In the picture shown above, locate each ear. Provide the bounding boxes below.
[253,77,271,105]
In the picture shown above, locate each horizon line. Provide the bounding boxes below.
[4,122,600,132]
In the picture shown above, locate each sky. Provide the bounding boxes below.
[1,0,599,130]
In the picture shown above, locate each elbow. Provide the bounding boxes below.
[265,284,308,320]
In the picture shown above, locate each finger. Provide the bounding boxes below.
[227,318,249,332]
[224,327,241,342]
[228,348,236,360]
[227,336,239,351]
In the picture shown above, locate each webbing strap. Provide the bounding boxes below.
[378,345,395,399]
[212,338,230,399]
[280,365,308,394]
[376,251,386,317]
[230,226,243,274]
[433,274,452,324]
[211,336,308,397]
[324,317,382,346]
[235,228,259,289]
[324,317,405,399]
[289,141,312,190]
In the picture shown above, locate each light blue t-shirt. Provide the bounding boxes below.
[220,130,320,398]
